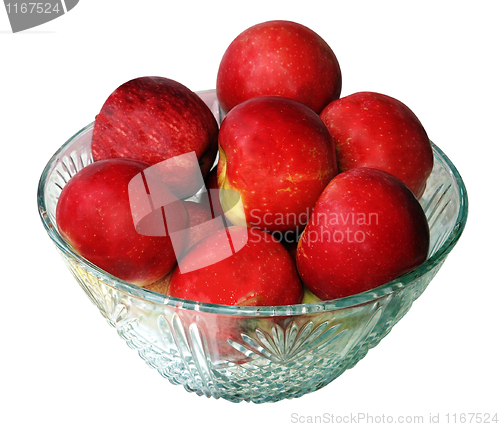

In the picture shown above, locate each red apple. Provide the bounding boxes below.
[182,200,225,252]
[217,96,337,234]
[91,76,219,198]
[296,168,430,300]
[216,20,342,114]
[56,158,188,286]
[320,91,434,198]
[167,226,303,306]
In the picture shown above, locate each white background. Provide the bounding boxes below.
[1,1,498,426]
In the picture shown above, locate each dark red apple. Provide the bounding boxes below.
[216,20,342,114]
[217,96,337,233]
[296,168,430,300]
[320,91,434,198]
[167,226,303,306]
[56,158,188,286]
[91,76,219,198]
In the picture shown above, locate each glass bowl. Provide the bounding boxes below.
[37,90,468,403]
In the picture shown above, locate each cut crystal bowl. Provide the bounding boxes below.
[37,90,468,403]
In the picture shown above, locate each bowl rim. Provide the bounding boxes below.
[37,107,468,317]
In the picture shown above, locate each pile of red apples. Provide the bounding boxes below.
[57,20,432,307]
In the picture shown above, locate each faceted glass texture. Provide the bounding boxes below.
[37,90,468,403]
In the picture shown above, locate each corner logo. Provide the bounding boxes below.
[3,0,78,33]
[128,152,247,274]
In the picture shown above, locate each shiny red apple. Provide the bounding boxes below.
[167,226,303,306]
[216,20,342,114]
[320,91,434,198]
[56,158,188,286]
[217,95,337,234]
[296,168,430,300]
[91,76,219,198]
